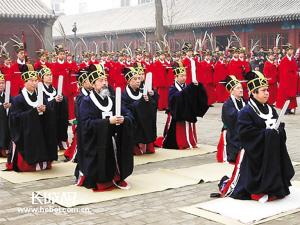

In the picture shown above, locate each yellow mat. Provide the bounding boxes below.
[35,169,197,208]
[34,162,234,207]
[180,181,300,225]
[0,162,76,184]
[134,144,216,166]
[171,162,234,183]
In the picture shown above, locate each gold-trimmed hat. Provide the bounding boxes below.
[123,67,138,81]
[283,43,293,51]
[21,64,38,82]
[172,62,186,76]
[55,44,64,54]
[1,52,11,60]
[77,69,89,87]
[223,75,241,92]
[88,64,106,84]
[245,71,268,92]
[0,72,5,81]
[38,67,52,79]
[182,42,193,52]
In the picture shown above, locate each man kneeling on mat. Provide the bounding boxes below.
[218,71,294,203]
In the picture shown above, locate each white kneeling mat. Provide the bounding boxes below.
[180,181,300,225]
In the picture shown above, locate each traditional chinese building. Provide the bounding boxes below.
[53,0,299,54]
[0,0,57,60]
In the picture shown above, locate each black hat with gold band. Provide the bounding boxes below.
[38,67,52,79]
[77,69,89,87]
[21,64,38,82]
[282,43,293,51]
[0,72,5,81]
[123,67,138,81]
[181,42,193,52]
[135,66,144,75]
[172,62,186,76]
[222,75,241,92]
[245,71,268,92]
[88,64,106,84]
[55,44,64,54]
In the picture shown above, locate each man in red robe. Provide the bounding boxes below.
[51,45,74,122]
[181,43,199,85]
[34,49,51,70]
[0,53,12,81]
[276,44,298,114]
[263,51,278,105]
[214,52,229,103]
[10,43,27,96]
[198,50,216,106]
[152,50,172,110]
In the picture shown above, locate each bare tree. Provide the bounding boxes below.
[164,0,179,27]
[155,0,165,42]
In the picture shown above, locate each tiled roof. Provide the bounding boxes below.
[53,0,300,37]
[0,0,56,19]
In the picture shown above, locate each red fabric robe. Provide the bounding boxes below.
[263,60,278,105]
[198,60,216,105]
[10,62,25,97]
[214,60,229,103]
[152,60,172,110]
[276,56,298,109]
[51,60,75,120]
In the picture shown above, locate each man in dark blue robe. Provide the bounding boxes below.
[161,62,208,149]
[0,72,11,157]
[6,65,57,172]
[76,64,134,191]
[217,75,246,163]
[219,71,294,202]
[122,67,158,155]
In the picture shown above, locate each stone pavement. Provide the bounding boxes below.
[0,100,300,225]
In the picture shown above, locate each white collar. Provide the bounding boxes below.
[126,85,142,100]
[17,58,26,65]
[57,59,65,64]
[239,57,244,62]
[175,81,184,92]
[67,60,72,64]
[287,55,292,61]
[21,87,38,108]
[230,95,245,111]
[43,84,57,101]
[219,59,224,64]
[232,58,239,62]
[267,59,274,64]
[90,91,113,112]
[205,59,210,64]
[81,88,89,96]
[40,60,46,65]
[4,63,11,68]
[248,98,273,120]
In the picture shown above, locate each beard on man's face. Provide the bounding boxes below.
[99,86,110,98]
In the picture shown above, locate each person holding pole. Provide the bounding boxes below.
[6,65,57,172]
[76,64,134,191]
[218,71,294,202]
[122,67,158,155]
[159,62,209,149]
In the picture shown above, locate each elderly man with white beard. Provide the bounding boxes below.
[76,64,135,192]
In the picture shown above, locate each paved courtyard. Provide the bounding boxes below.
[0,100,300,225]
